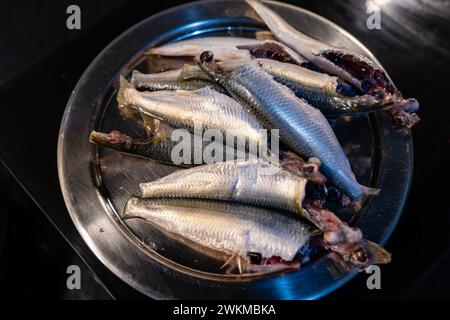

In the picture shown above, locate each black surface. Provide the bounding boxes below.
[0,0,448,299]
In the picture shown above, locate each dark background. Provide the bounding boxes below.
[0,0,448,299]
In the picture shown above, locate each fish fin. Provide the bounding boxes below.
[349,186,380,211]
[139,112,165,132]
[179,64,193,80]
[361,240,391,265]
[362,185,380,196]
[130,69,143,86]
[117,75,134,108]
[151,120,174,141]
[237,256,243,274]
[220,252,244,274]
[89,130,101,144]
[220,252,237,270]
[180,63,204,80]
[255,30,275,41]
[89,130,130,147]
[143,111,165,122]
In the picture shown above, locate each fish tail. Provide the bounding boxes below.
[89,130,120,147]
[130,69,143,86]
[180,64,191,80]
[361,240,392,265]
[180,63,204,81]
[117,75,133,108]
[362,185,380,196]
[89,130,103,145]
[122,197,140,220]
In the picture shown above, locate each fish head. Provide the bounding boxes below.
[89,130,134,150]
[390,98,421,128]
[349,240,392,268]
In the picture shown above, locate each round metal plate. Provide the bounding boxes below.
[57,0,413,299]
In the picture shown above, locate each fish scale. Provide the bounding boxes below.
[124,197,310,261]
[245,0,419,128]
[118,76,266,149]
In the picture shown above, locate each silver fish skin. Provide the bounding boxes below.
[245,0,420,127]
[146,37,262,61]
[97,104,326,182]
[139,159,307,213]
[130,70,226,93]
[138,159,378,266]
[147,36,306,65]
[251,58,396,114]
[117,76,267,150]
[182,58,394,114]
[198,59,373,200]
[89,130,238,166]
[123,197,310,262]
[245,0,381,91]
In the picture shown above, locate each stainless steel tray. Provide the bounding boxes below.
[57,0,413,299]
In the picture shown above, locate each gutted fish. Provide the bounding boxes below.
[123,197,311,273]
[182,58,396,115]
[249,58,397,114]
[89,124,262,167]
[90,129,325,183]
[246,0,419,127]
[117,76,268,154]
[130,69,226,93]
[146,36,305,65]
[198,55,376,200]
[90,130,176,164]
[138,160,390,268]
[140,159,308,211]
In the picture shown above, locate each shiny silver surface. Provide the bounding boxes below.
[57,0,413,299]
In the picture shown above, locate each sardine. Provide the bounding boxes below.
[249,58,397,114]
[146,36,306,65]
[94,103,326,183]
[90,130,176,164]
[123,197,311,273]
[138,160,390,268]
[117,76,267,153]
[130,70,226,93]
[246,0,419,127]
[90,130,326,183]
[89,127,250,167]
[140,159,308,211]
[198,55,376,200]
[182,58,396,115]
